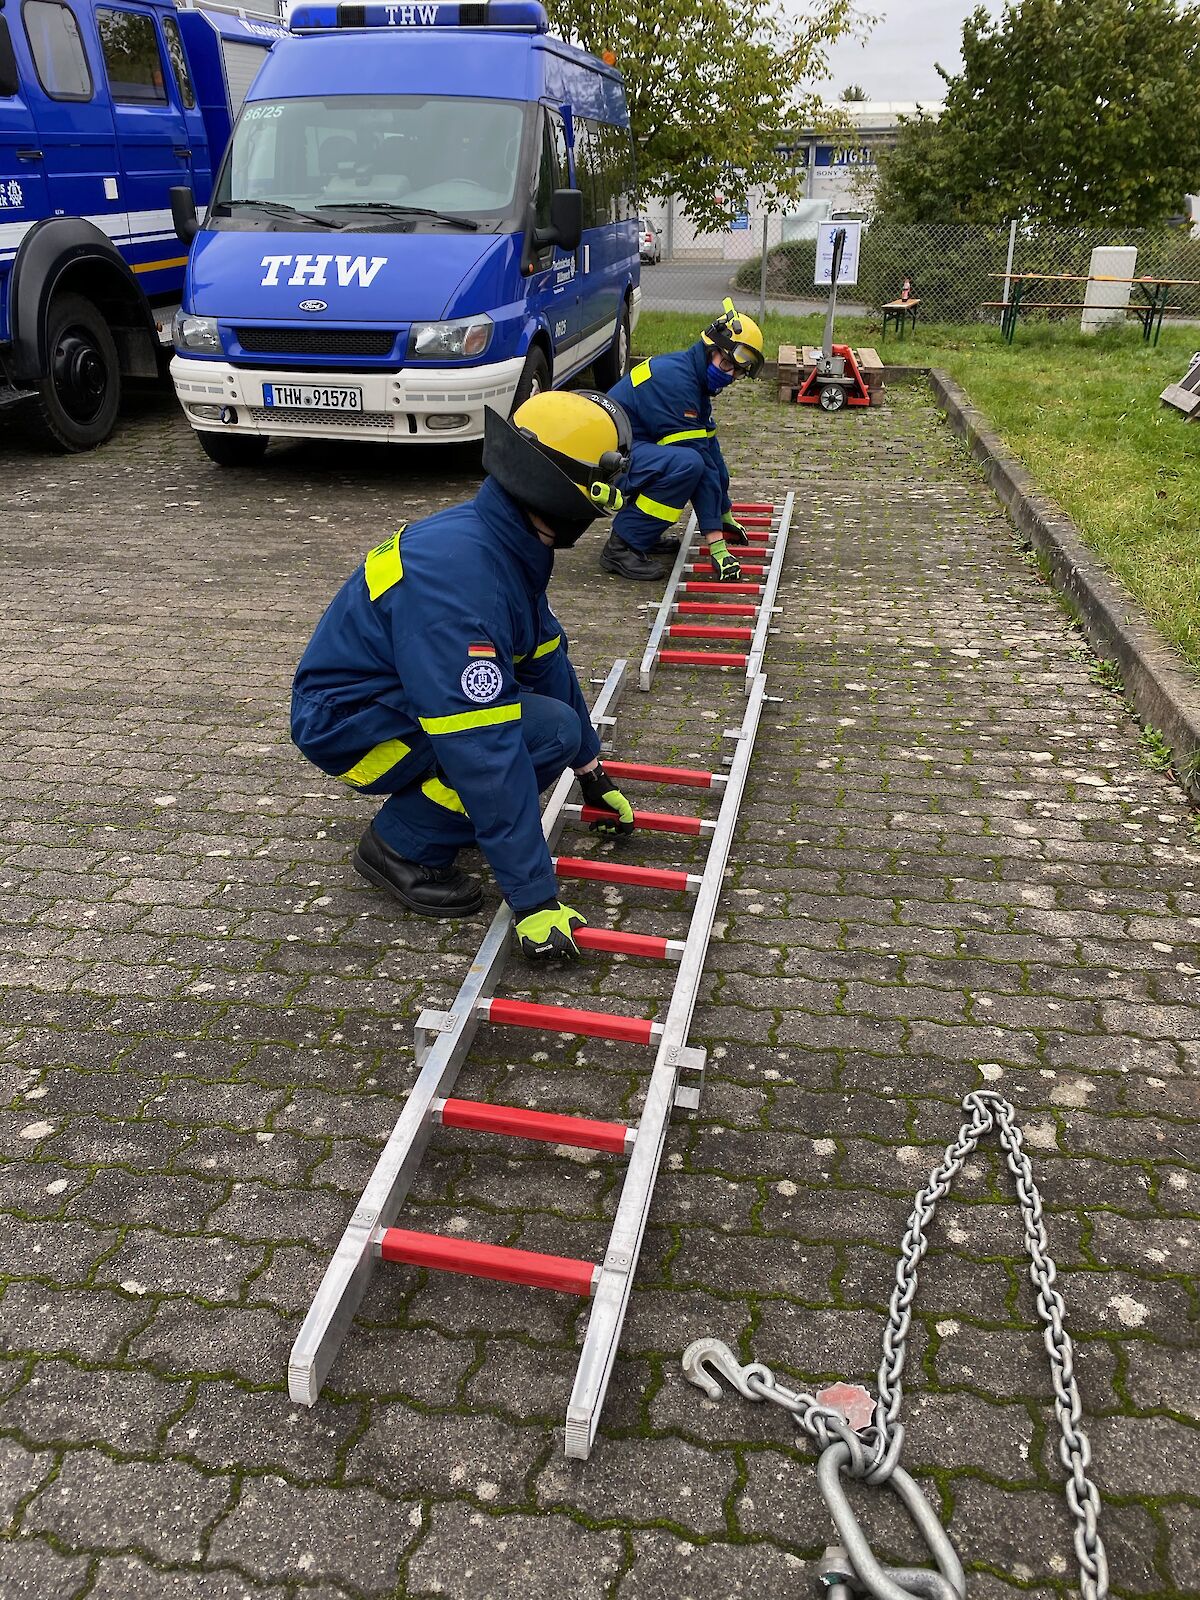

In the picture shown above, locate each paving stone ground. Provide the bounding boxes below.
[0,374,1197,1600]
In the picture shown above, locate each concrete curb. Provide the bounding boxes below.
[930,366,1200,797]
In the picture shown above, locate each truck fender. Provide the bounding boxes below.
[8,218,159,385]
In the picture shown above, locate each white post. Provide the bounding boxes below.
[665,194,674,263]
[758,214,769,326]
[1002,217,1017,304]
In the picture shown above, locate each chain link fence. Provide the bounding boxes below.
[638,213,1200,328]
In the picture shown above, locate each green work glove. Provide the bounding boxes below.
[578,763,635,837]
[516,901,587,961]
[722,511,750,545]
[708,537,742,582]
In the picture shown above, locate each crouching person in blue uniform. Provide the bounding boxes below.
[601,299,766,582]
[291,390,638,962]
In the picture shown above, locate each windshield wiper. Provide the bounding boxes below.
[316,201,480,231]
[219,198,344,229]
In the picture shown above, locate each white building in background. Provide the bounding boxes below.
[646,101,942,261]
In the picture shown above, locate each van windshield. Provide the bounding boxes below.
[211,95,529,231]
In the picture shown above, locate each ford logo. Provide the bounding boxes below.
[298,299,328,313]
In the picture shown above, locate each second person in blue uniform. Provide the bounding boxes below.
[602,299,766,582]
[291,390,638,962]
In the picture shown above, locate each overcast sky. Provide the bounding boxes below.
[818,1,1002,102]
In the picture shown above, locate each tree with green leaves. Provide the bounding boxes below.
[872,0,1200,226]
[841,83,868,101]
[545,0,863,230]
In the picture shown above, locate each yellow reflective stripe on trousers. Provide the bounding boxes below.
[657,428,709,445]
[338,737,411,787]
[634,492,683,524]
[630,360,652,386]
[418,702,521,736]
[364,525,406,601]
[533,633,561,659]
[421,776,468,815]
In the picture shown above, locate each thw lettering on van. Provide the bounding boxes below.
[384,3,440,22]
[259,255,387,289]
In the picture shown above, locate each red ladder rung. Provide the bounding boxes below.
[684,563,768,577]
[378,1228,598,1295]
[708,529,772,542]
[438,1097,631,1154]
[574,926,681,961]
[731,502,773,512]
[552,855,699,892]
[601,759,717,789]
[480,997,661,1045]
[676,601,758,616]
[658,649,749,668]
[577,803,706,835]
[668,623,754,640]
[683,581,763,595]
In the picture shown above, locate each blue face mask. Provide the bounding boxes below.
[706,359,735,394]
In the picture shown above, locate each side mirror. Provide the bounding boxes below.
[533,187,583,253]
[656,226,662,235]
[170,185,199,245]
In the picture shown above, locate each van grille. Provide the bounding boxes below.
[247,407,395,431]
[235,327,398,357]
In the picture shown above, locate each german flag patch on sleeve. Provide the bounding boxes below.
[467,641,497,659]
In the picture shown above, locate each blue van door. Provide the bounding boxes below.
[526,104,578,365]
[94,3,194,277]
[20,0,124,239]
[573,114,633,373]
[0,15,50,274]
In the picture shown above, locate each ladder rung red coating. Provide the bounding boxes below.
[683,581,763,595]
[676,601,758,617]
[601,759,717,789]
[731,501,773,512]
[705,530,772,544]
[479,997,660,1045]
[378,1228,598,1295]
[578,803,705,835]
[658,649,749,668]
[438,1097,631,1154]
[684,564,767,577]
[668,623,754,641]
[553,856,698,892]
[573,926,680,961]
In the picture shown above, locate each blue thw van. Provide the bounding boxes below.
[0,0,282,450]
[168,0,640,465]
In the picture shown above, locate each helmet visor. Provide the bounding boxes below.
[730,342,764,378]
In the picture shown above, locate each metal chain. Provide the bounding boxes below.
[685,1091,1108,1600]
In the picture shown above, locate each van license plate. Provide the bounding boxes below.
[262,384,363,411]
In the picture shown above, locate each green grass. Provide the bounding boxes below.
[635,311,1200,669]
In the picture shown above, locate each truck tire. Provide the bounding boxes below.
[510,346,550,413]
[196,431,271,468]
[591,300,630,390]
[26,293,121,453]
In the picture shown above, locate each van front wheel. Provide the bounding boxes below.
[591,302,630,390]
[511,347,550,413]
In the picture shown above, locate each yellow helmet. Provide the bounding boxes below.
[702,297,765,378]
[483,388,632,547]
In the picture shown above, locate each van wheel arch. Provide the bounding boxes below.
[511,338,552,413]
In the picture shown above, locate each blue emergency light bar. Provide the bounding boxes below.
[288,1,549,30]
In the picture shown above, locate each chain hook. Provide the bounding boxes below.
[681,1336,774,1402]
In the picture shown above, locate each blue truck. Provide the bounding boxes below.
[0,0,282,450]
[167,0,640,465]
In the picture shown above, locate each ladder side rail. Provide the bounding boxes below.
[744,490,794,687]
[637,512,699,690]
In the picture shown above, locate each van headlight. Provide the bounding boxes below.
[173,312,221,354]
[407,316,493,361]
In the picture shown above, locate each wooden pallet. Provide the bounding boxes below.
[776,344,885,403]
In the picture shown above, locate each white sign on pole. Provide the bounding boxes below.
[814,220,861,286]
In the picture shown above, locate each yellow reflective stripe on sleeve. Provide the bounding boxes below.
[634,492,684,524]
[630,360,652,386]
[533,633,561,659]
[706,426,718,437]
[418,702,522,736]
[338,737,411,787]
[364,525,406,601]
[657,428,709,445]
[421,776,468,815]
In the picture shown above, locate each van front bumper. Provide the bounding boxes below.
[170,353,527,443]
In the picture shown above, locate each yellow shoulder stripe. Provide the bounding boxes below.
[419,702,521,736]
[364,525,406,601]
[630,360,652,387]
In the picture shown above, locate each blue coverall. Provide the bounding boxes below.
[607,341,733,552]
[290,477,600,914]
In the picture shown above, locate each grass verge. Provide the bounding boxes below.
[634,311,1200,670]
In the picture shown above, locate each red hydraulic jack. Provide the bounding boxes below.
[795,225,871,413]
[288,656,772,1459]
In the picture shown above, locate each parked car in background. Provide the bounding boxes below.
[638,217,661,264]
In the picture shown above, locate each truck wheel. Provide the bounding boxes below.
[591,302,630,390]
[27,293,121,453]
[196,431,270,468]
[510,346,550,413]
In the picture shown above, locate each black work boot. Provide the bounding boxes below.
[353,825,483,918]
[650,534,682,557]
[599,532,667,581]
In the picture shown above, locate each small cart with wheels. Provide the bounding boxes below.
[793,225,871,412]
